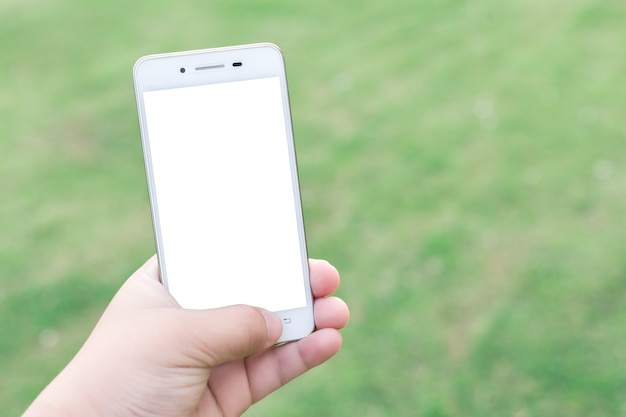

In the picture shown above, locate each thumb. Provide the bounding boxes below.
[170,305,283,366]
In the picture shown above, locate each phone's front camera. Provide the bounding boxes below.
[179,67,186,73]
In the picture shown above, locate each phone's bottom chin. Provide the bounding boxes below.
[276,327,315,345]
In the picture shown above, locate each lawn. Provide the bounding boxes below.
[2,0,626,415]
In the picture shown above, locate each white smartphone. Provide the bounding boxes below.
[133,43,314,343]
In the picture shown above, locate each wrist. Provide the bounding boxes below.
[23,395,79,417]
[21,366,103,417]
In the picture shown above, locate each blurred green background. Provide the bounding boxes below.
[2,0,626,415]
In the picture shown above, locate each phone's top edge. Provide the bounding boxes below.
[133,42,283,76]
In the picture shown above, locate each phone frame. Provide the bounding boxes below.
[133,43,314,343]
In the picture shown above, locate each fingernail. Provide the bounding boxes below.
[261,309,283,342]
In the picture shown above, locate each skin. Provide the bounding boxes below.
[23,256,349,417]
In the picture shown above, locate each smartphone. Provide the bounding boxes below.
[133,43,314,343]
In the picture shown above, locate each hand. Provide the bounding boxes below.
[23,256,349,417]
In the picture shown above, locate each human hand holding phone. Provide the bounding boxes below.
[23,256,349,417]
[22,44,350,417]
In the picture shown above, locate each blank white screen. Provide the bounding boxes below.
[143,76,306,311]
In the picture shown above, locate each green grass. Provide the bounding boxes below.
[2,0,626,415]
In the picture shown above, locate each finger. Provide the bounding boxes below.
[171,306,283,366]
[209,294,349,412]
[242,291,349,404]
[314,296,350,330]
[246,328,343,403]
[135,255,160,281]
[309,259,340,298]
[108,255,178,310]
